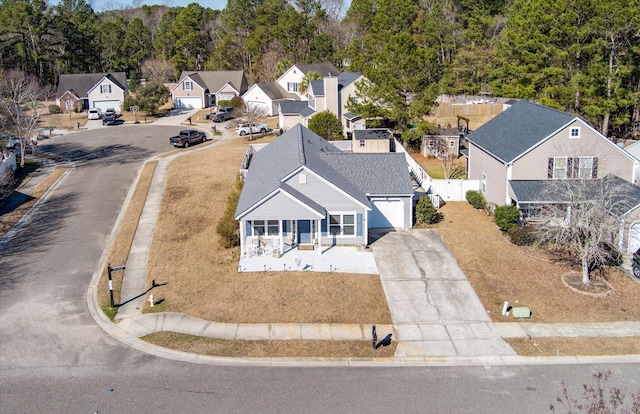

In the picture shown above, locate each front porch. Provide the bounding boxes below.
[238,244,378,274]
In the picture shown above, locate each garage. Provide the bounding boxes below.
[628,222,640,253]
[245,100,270,115]
[93,100,121,112]
[369,199,405,228]
[174,97,203,109]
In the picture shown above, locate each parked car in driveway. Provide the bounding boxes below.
[236,123,269,136]
[88,108,101,120]
[170,129,206,148]
[211,107,234,122]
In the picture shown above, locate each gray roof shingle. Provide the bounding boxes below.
[467,100,575,163]
[296,62,340,77]
[353,129,390,140]
[178,70,248,94]
[252,82,298,101]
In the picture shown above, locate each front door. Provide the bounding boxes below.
[298,220,311,244]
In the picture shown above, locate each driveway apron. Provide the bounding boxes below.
[371,229,516,357]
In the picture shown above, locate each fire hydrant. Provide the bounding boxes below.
[148,294,154,308]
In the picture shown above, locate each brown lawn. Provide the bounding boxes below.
[410,150,467,179]
[142,135,392,325]
[434,202,640,323]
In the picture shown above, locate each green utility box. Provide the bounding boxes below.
[512,307,531,319]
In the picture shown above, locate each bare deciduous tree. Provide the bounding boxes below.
[0,70,51,167]
[533,175,633,284]
[233,102,269,141]
[426,135,464,179]
[141,58,176,83]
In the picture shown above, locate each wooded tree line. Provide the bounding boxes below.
[1,0,639,139]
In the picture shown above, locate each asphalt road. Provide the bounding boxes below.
[1,125,639,413]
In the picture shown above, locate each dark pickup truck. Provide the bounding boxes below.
[170,129,206,148]
[211,107,234,122]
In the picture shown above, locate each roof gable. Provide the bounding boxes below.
[467,100,575,163]
[245,82,299,101]
[279,101,315,118]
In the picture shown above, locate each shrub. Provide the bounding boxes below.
[48,104,62,114]
[507,225,536,246]
[415,195,438,225]
[494,205,521,232]
[216,174,244,248]
[217,100,230,108]
[122,97,139,112]
[466,190,485,209]
[229,96,244,109]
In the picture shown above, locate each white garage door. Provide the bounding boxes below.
[93,100,121,112]
[628,222,640,253]
[369,199,404,228]
[174,97,202,109]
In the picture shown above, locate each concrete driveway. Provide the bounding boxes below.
[371,229,516,357]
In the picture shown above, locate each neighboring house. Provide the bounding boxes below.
[171,70,248,109]
[278,71,365,134]
[234,124,414,257]
[466,100,640,207]
[276,62,340,99]
[56,72,128,112]
[623,140,640,184]
[422,127,462,158]
[352,129,392,153]
[242,82,298,116]
[278,101,315,130]
[510,174,640,254]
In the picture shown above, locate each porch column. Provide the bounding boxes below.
[279,220,283,254]
[317,219,322,254]
[239,220,245,255]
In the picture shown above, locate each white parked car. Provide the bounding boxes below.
[236,123,269,136]
[88,108,101,120]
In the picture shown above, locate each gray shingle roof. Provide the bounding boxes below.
[177,70,248,94]
[235,124,412,218]
[296,62,340,77]
[309,80,324,96]
[353,129,390,139]
[252,82,298,100]
[467,100,575,163]
[510,174,640,216]
[337,71,361,89]
[56,72,127,99]
[279,101,315,118]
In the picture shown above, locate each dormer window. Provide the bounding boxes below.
[101,84,111,94]
[184,81,192,91]
[570,127,580,138]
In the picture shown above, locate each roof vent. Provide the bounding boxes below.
[328,72,333,77]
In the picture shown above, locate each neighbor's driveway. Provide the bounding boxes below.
[371,229,516,357]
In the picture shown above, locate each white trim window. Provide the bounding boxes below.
[250,220,279,236]
[428,140,434,148]
[329,213,355,236]
[570,127,580,138]
[481,173,487,194]
[359,139,365,147]
[309,95,315,109]
[100,84,111,94]
[184,80,192,91]
[577,156,594,179]
[287,82,299,92]
[553,157,568,179]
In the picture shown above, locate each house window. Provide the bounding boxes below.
[251,220,279,236]
[570,127,580,138]
[449,140,455,147]
[553,157,568,179]
[287,82,299,92]
[101,84,111,94]
[428,140,434,148]
[481,173,487,194]
[184,81,192,91]
[309,95,315,109]
[359,140,365,147]
[577,156,594,179]
[329,213,355,236]
[299,173,307,184]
